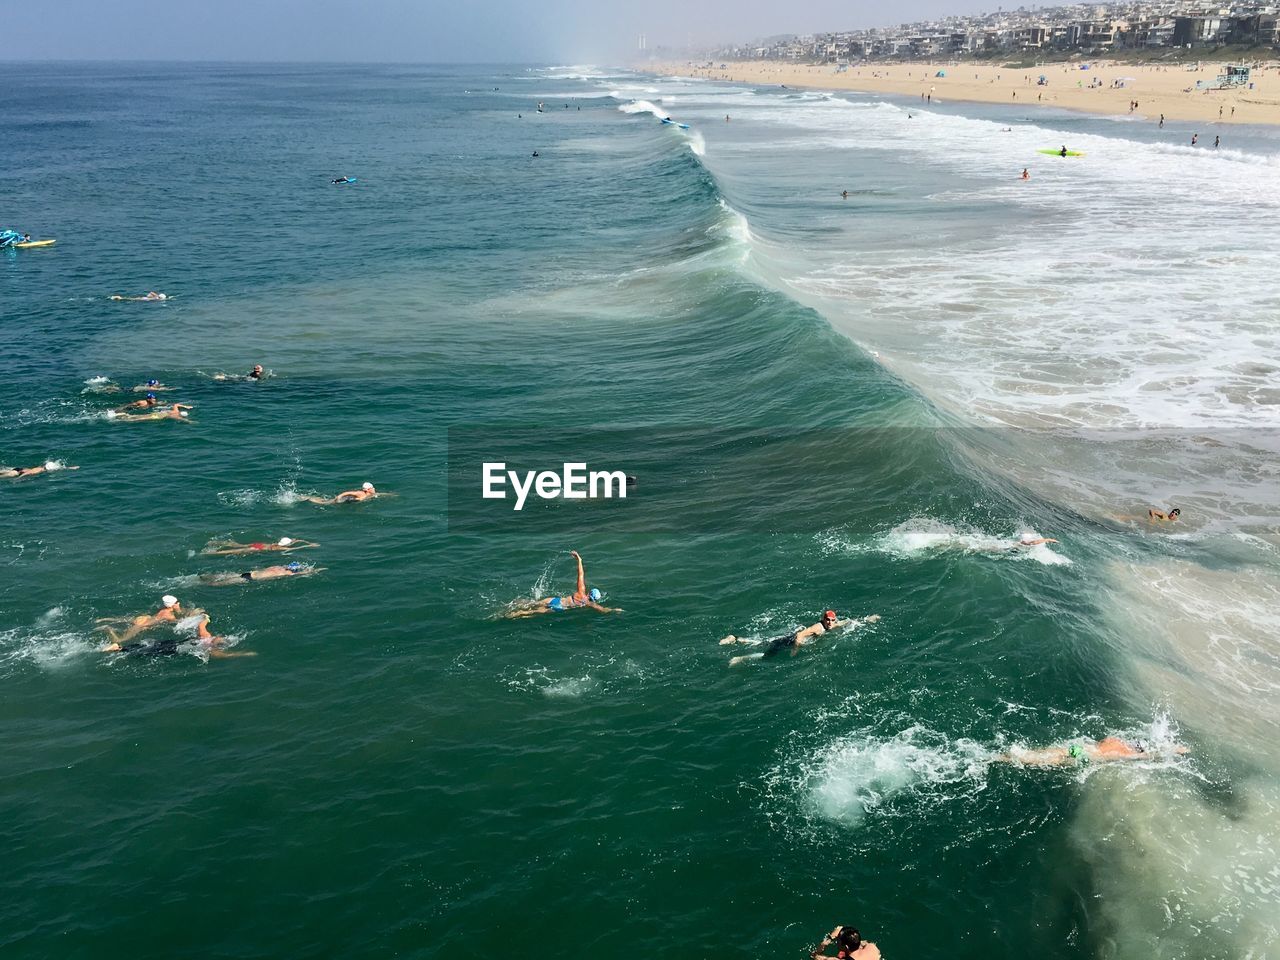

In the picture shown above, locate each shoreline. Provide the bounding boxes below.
[646,59,1280,127]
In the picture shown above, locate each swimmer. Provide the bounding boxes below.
[813,925,880,960]
[109,291,168,302]
[109,403,193,423]
[532,151,540,158]
[81,378,122,394]
[102,613,254,658]
[1059,145,1068,157]
[976,535,1059,553]
[201,536,318,556]
[131,379,173,392]
[212,364,265,382]
[302,481,382,505]
[1021,168,1030,179]
[997,736,1188,767]
[96,595,196,646]
[1,461,79,479]
[114,393,160,412]
[331,176,355,184]
[200,562,324,586]
[501,550,620,617]
[841,190,848,199]
[722,611,880,666]
[1148,507,1181,522]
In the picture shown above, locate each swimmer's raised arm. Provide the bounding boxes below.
[571,550,586,597]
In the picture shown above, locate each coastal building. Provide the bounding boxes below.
[709,0,1280,62]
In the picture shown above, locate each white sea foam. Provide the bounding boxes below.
[776,725,992,827]
[0,609,99,673]
[217,482,302,507]
[709,199,751,245]
[876,518,1072,565]
[618,100,665,120]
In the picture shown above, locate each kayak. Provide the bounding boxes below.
[1038,149,1085,157]
[660,118,690,130]
[14,239,56,248]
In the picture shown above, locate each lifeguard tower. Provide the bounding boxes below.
[1205,65,1250,89]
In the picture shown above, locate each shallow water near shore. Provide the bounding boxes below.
[2,63,1278,959]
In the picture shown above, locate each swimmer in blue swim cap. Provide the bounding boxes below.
[502,550,621,618]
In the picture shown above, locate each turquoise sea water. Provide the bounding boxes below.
[3,63,1279,959]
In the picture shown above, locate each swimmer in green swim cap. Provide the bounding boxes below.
[999,736,1188,767]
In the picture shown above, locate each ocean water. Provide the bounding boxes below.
[2,62,1278,959]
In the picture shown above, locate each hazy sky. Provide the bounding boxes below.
[5,0,975,63]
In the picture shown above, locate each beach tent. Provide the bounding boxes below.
[935,70,946,77]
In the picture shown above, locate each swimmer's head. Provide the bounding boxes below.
[589,588,602,602]
[43,461,60,471]
[147,379,159,386]
[286,562,303,572]
[822,610,837,625]
[362,482,374,492]
[252,364,263,374]
[161,595,179,608]
[179,411,189,418]
[278,537,294,546]
[1169,508,1181,518]
[146,393,156,400]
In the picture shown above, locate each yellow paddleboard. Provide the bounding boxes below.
[14,239,56,248]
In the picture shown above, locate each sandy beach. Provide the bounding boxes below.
[652,58,1280,126]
